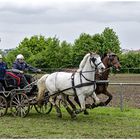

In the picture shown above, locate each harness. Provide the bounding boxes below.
[73,70,97,95]
[54,71,96,95]
[53,55,104,95]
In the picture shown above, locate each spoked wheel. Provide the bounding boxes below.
[10,93,30,117]
[0,95,8,117]
[34,101,53,114]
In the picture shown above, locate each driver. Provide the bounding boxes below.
[0,54,8,88]
[12,54,41,87]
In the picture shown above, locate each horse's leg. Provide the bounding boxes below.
[61,94,76,119]
[74,96,89,115]
[91,91,100,105]
[101,90,113,106]
[66,95,77,111]
[66,95,89,115]
[75,95,86,114]
[36,88,46,107]
[49,95,62,118]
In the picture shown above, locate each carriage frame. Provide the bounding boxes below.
[0,71,52,117]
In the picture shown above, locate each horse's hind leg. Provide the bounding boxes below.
[49,95,62,118]
[36,88,46,107]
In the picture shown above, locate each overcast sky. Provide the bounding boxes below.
[0,0,140,50]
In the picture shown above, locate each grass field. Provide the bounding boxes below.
[0,74,140,138]
[0,107,140,139]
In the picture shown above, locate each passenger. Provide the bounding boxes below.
[12,54,41,88]
[0,54,8,89]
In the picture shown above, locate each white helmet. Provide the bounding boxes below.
[16,54,24,59]
[0,54,3,58]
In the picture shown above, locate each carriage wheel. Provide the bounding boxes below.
[34,101,53,114]
[0,95,8,117]
[10,93,30,117]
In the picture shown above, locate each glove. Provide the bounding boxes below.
[20,71,24,74]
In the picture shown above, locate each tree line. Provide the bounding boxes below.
[4,27,140,73]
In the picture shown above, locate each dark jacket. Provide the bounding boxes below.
[12,61,38,72]
[0,62,8,80]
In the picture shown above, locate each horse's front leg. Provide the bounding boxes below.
[91,91,100,105]
[102,90,113,106]
[49,95,62,118]
[61,94,76,119]
[66,95,77,111]
[75,95,86,114]
[94,90,113,107]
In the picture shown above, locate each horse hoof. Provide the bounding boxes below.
[99,102,105,106]
[84,110,89,115]
[37,102,43,107]
[85,104,92,109]
[71,113,77,119]
[75,109,81,114]
[91,103,97,109]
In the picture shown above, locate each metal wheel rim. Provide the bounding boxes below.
[0,96,8,117]
[34,102,53,114]
[10,93,30,117]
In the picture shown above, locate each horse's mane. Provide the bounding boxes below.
[101,52,116,60]
[101,53,107,60]
[79,53,90,70]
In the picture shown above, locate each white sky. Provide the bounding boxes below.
[0,0,140,50]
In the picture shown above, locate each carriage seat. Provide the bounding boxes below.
[4,71,21,88]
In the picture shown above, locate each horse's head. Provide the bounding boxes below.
[102,52,121,71]
[89,52,106,73]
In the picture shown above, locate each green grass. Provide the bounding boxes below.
[0,107,140,138]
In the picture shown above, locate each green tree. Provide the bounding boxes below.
[120,51,140,70]
[58,41,73,68]
[101,27,121,54]
[6,35,48,68]
[43,37,60,68]
[72,33,94,67]
[5,27,122,70]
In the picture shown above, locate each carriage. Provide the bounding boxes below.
[0,70,52,117]
[0,52,120,118]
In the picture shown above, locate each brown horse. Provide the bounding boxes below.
[66,52,121,114]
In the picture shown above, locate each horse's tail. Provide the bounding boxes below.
[36,74,49,102]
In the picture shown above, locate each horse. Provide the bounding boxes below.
[36,52,105,118]
[66,52,121,115]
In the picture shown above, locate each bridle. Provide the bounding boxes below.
[71,55,104,95]
[90,56,103,69]
[78,55,104,83]
[108,55,120,68]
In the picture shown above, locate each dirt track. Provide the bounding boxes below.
[100,74,140,109]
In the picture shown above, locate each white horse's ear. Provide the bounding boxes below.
[94,50,97,54]
[107,54,110,58]
[89,52,92,56]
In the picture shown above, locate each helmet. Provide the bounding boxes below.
[16,54,24,59]
[0,54,3,59]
